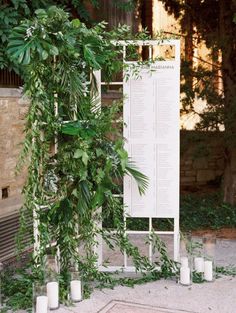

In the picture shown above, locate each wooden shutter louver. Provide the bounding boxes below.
[0,211,32,261]
[0,69,23,88]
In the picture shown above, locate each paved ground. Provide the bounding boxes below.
[5,236,236,313]
[101,235,236,267]
[57,236,236,313]
[56,276,236,313]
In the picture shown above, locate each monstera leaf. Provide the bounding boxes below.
[7,17,59,65]
[61,120,96,137]
[7,23,32,64]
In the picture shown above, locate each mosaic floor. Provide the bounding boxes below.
[98,300,196,313]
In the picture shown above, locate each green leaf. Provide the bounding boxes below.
[61,121,82,135]
[18,51,25,63]
[72,19,81,28]
[117,148,128,171]
[41,50,48,60]
[96,148,103,157]
[50,46,59,56]
[74,149,83,159]
[7,40,25,47]
[12,25,28,34]
[95,168,105,184]
[72,189,78,198]
[22,48,30,64]
[126,161,149,195]
[35,9,47,17]
[82,151,88,166]
[83,44,101,69]
[92,188,105,206]
[74,149,89,166]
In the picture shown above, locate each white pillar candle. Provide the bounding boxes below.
[180,266,191,285]
[181,257,188,268]
[204,260,213,281]
[70,280,82,302]
[36,296,48,313]
[194,257,204,272]
[47,281,59,309]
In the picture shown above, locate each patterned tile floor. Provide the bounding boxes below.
[98,301,196,313]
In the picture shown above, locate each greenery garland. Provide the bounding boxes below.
[2,6,177,311]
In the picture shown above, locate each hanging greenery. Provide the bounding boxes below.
[0,0,138,71]
[5,5,177,309]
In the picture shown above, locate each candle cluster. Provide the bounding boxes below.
[34,257,82,312]
[35,281,59,313]
[35,277,82,312]
[179,233,216,286]
[194,256,214,281]
[179,256,214,286]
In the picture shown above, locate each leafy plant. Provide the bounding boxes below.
[192,271,204,284]
[180,193,236,231]
[3,6,178,310]
[0,0,138,71]
[0,264,34,312]
[216,265,236,277]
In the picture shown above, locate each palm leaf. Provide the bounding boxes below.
[125,160,149,195]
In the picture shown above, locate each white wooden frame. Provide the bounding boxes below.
[33,39,180,273]
[96,40,180,272]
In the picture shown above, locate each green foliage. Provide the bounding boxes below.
[3,6,176,310]
[180,193,236,231]
[105,192,236,232]
[0,231,177,312]
[0,265,34,312]
[192,271,204,284]
[0,0,138,71]
[180,62,224,131]
[112,0,137,11]
[0,0,30,69]
[216,265,236,277]
[164,0,236,137]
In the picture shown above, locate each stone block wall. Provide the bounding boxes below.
[103,92,225,190]
[0,89,226,217]
[180,131,224,190]
[0,88,28,217]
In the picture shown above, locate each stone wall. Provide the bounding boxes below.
[0,88,28,217]
[180,131,224,191]
[0,89,225,217]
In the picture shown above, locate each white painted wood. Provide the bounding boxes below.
[93,71,103,267]
[100,40,180,267]
[33,205,40,260]
[33,40,180,270]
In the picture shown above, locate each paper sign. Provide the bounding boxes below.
[124,61,180,218]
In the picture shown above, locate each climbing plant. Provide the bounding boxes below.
[5,6,177,308]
